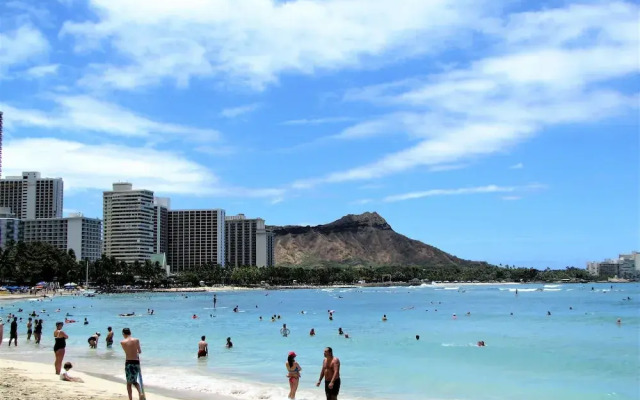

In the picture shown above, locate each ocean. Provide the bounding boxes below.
[1,282,638,400]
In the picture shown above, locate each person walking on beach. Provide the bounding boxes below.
[286,351,302,399]
[198,335,208,358]
[316,347,341,400]
[0,317,4,346]
[9,317,18,346]
[121,327,144,400]
[53,321,68,374]
[106,326,114,348]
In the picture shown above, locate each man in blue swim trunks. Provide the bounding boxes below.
[121,328,144,400]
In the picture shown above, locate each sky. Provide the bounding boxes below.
[0,0,638,269]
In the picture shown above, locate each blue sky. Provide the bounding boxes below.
[0,0,638,268]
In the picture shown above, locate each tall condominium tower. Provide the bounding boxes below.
[167,209,225,273]
[103,183,154,263]
[225,214,273,267]
[153,197,170,255]
[0,171,63,219]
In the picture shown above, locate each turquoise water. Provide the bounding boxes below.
[1,283,639,400]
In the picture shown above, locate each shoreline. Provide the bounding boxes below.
[1,280,631,301]
[0,357,189,400]
[0,355,238,400]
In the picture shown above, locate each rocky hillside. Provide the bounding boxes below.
[271,212,486,268]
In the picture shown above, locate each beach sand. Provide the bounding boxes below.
[0,358,182,400]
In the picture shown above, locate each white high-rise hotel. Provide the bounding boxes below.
[102,182,274,270]
[0,171,63,219]
[103,183,155,263]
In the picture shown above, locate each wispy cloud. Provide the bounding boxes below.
[383,183,545,202]
[350,198,373,205]
[502,196,522,201]
[1,96,220,142]
[5,137,283,199]
[0,25,49,78]
[509,163,524,169]
[25,63,59,78]
[220,103,260,118]
[291,2,638,188]
[282,117,354,126]
[429,164,468,172]
[60,0,492,90]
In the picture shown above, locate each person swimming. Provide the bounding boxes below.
[382,314,387,322]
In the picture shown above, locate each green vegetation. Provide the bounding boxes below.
[0,242,596,287]
[0,241,166,287]
[175,263,596,286]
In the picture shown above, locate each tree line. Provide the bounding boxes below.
[0,242,598,287]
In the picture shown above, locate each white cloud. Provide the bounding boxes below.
[4,137,283,199]
[282,117,354,125]
[219,103,260,118]
[383,184,543,202]
[60,0,492,90]
[25,64,59,78]
[509,163,524,169]
[294,1,638,187]
[502,196,522,201]
[350,198,373,205]
[428,164,468,172]
[0,25,49,77]
[1,96,220,142]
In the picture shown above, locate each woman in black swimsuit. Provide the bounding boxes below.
[53,322,68,374]
[34,319,43,344]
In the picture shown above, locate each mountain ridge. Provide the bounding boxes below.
[270,212,488,268]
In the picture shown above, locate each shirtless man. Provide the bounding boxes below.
[316,347,341,400]
[198,335,208,358]
[106,326,114,348]
[120,328,144,400]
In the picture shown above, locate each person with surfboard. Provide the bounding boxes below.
[121,327,145,400]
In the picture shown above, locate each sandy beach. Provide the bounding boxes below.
[0,358,183,400]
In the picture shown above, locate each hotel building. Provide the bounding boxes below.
[167,209,225,273]
[103,183,155,263]
[225,214,274,267]
[22,214,102,261]
[0,171,63,219]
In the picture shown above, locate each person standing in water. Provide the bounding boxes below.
[317,347,341,400]
[286,351,302,399]
[198,336,208,358]
[213,294,217,309]
[106,326,114,348]
[9,317,18,346]
[120,328,144,400]
[34,319,43,344]
[53,322,68,374]
[26,317,33,341]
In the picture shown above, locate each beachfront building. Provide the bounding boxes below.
[0,207,21,250]
[225,214,274,267]
[586,252,640,279]
[22,213,102,261]
[153,197,170,255]
[0,171,63,219]
[167,209,225,273]
[103,183,155,264]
